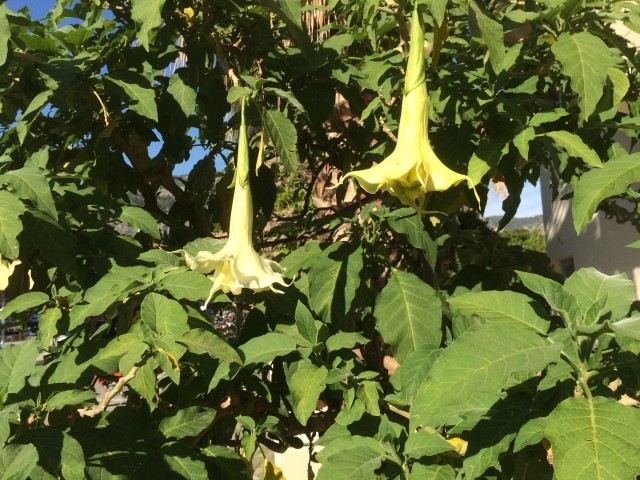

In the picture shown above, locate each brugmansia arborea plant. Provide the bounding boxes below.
[183,99,288,303]
[343,6,478,210]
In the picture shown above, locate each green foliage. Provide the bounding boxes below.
[0,0,638,479]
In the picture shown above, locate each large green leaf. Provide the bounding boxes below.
[386,209,437,267]
[388,346,441,407]
[104,71,158,122]
[239,332,297,365]
[572,152,640,234]
[0,339,39,402]
[448,290,550,334]
[22,210,77,276]
[410,326,561,429]
[166,73,197,119]
[545,397,640,480]
[550,32,612,120]
[16,429,85,480]
[408,464,455,480]
[261,108,298,172]
[0,292,48,321]
[469,0,505,72]
[563,268,634,323]
[516,271,581,326]
[0,190,26,258]
[0,6,9,67]
[0,444,39,480]
[286,359,328,426]
[131,0,167,50]
[117,206,159,239]
[375,270,442,362]
[160,443,208,480]
[37,307,61,349]
[16,90,52,144]
[308,243,362,325]
[141,292,189,337]
[2,167,57,220]
[316,437,386,480]
[159,270,213,301]
[177,328,242,364]
[158,406,217,440]
[279,242,322,277]
[538,131,602,168]
[404,431,454,459]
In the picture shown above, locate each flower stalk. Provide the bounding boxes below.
[184,99,288,304]
[343,6,478,210]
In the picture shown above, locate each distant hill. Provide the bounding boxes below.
[484,214,544,230]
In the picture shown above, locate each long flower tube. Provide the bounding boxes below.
[184,99,288,305]
[343,6,478,210]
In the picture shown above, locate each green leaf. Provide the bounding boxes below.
[527,108,569,128]
[0,444,39,480]
[551,32,612,120]
[386,209,437,267]
[239,332,297,365]
[572,152,640,234]
[261,108,298,172]
[22,210,77,276]
[467,137,510,184]
[2,167,57,220]
[295,301,318,345]
[177,328,242,364]
[0,6,10,68]
[158,406,217,440]
[46,390,97,410]
[469,0,505,72]
[160,443,208,480]
[16,90,52,145]
[38,307,61,349]
[139,249,181,266]
[0,292,48,321]
[227,86,252,104]
[448,290,550,334]
[375,270,442,362]
[308,243,362,325]
[356,381,381,416]
[404,431,454,459]
[141,292,189,337]
[0,191,25,258]
[131,0,167,50]
[546,397,640,480]
[325,332,368,352]
[159,270,213,301]
[388,346,441,406]
[0,339,39,402]
[105,71,158,122]
[267,0,302,28]
[538,131,602,168]
[610,316,640,341]
[280,242,322,277]
[100,332,146,360]
[167,73,197,118]
[316,439,385,480]
[117,206,159,239]
[202,445,249,480]
[564,268,634,323]
[16,429,85,480]
[410,326,562,429]
[286,359,328,425]
[408,464,455,480]
[516,271,581,325]
[513,127,535,162]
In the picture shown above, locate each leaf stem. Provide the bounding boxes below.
[77,363,142,418]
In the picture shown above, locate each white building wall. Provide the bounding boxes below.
[540,131,640,298]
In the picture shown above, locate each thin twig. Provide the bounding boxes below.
[92,89,110,126]
[77,365,141,418]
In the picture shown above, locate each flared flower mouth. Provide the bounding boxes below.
[343,7,478,210]
[183,99,288,305]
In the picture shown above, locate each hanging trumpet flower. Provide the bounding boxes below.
[343,6,478,210]
[184,99,288,304]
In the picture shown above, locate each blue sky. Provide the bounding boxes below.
[5,0,543,218]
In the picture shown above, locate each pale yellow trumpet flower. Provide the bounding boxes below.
[343,7,478,210]
[184,99,288,304]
